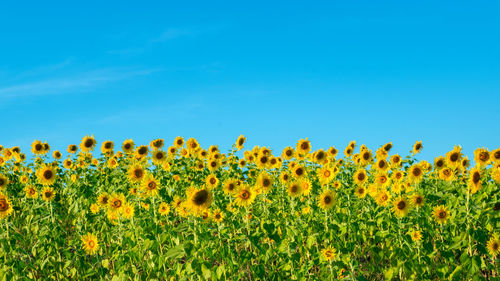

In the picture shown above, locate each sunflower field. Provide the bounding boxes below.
[0,136,499,280]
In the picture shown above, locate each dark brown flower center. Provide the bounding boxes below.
[397,201,406,210]
[210,178,217,185]
[0,199,8,211]
[43,170,53,180]
[35,144,43,151]
[438,210,446,219]
[324,196,331,204]
[134,169,143,179]
[84,139,94,148]
[472,172,480,183]
[300,142,309,150]
[357,173,365,181]
[295,168,304,176]
[241,190,250,199]
[412,168,422,177]
[194,190,209,205]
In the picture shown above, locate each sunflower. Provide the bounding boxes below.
[321,246,337,261]
[207,158,220,172]
[292,165,307,179]
[0,174,8,190]
[256,172,273,193]
[108,193,126,213]
[296,138,311,155]
[90,203,100,214]
[375,189,391,206]
[187,187,213,212]
[141,174,160,197]
[392,196,411,217]
[408,164,424,184]
[354,185,367,198]
[107,157,118,169]
[390,154,402,168]
[411,193,425,208]
[173,136,185,148]
[24,185,37,199]
[279,172,291,184]
[344,146,353,158]
[375,159,389,172]
[327,147,338,158]
[158,202,170,216]
[97,192,110,207]
[256,153,270,169]
[52,150,62,160]
[234,185,256,207]
[468,167,481,193]
[41,186,56,202]
[63,159,72,169]
[205,174,219,189]
[127,164,146,184]
[149,139,164,150]
[186,138,200,152]
[300,179,312,196]
[313,149,328,165]
[235,135,246,150]
[0,193,13,219]
[374,173,389,187]
[80,135,97,153]
[353,169,368,185]
[135,145,149,159]
[150,150,166,165]
[36,164,57,186]
[317,190,336,210]
[491,168,500,184]
[438,167,454,182]
[287,181,303,197]
[359,150,373,166]
[212,209,224,223]
[31,140,45,155]
[81,233,99,255]
[282,147,294,160]
[492,148,500,163]
[474,148,491,167]
[122,139,135,154]
[412,141,423,154]
[486,234,500,257]
[67,144,78,154]
[121,202,135,219]
[410,229,422,242]
[433,205,450,224]
[445,146,462,169]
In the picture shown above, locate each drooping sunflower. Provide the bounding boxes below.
[234,185,256,207]
[205,174,219,189]
[80,135,97,153]
[41,186,56,202]
[122,139,135,154]
[81,233,99,255]
[317,190,336,210]
[0,174,8,190]
[321,246,337,261]
[287,181,303,197]
[187,187,213,212]
[412,141,423,154]
[433,205,450,224]
[474,148,491,167]
[296,138,311,155]
[127,164,146,184]
[24,185,37,199]
[141,174,160,197]
[392,196,411,217]
[36,164,57,186]
[486,234,500,257]
[0,193,13,219]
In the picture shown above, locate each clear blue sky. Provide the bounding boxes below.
[0,1,499,161]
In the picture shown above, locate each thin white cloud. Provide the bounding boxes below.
[0,67,159,98]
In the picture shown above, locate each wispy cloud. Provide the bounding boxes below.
[0,67,159,98]
[150,27,194,43]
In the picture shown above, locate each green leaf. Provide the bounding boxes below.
[165,244,185,259]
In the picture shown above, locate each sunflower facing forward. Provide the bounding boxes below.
[127,164,146,184]
[80,135,97,153]
[433,205,450,224]
[392,196,411,217]
[0,193,13,219]
[36,165,57,186]
[234,185,256,207]
[141,174,160,197]
[41,186,56,202]
[81,233,99,255]
[486,234,500,257]
[187,187,213,213]
[318,190,336,210]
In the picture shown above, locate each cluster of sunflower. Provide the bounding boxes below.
[0,135,499,280]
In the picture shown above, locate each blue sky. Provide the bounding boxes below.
[0,1,499,161]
